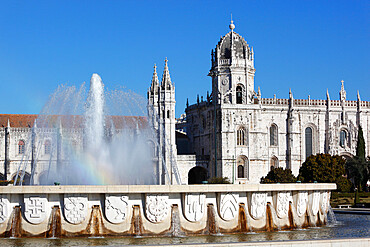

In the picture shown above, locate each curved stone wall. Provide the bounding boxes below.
[0,183,336,237]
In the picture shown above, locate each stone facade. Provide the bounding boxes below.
[0,21,369,185]
[174,21,370,184]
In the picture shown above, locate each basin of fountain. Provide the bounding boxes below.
[0,74,337,238]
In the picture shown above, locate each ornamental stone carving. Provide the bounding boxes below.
[105,194,129,224]
[296,191,308,217]
[276,192,290,219]
[183,193,205,222]
[145,194,169,223]
[320,191,329,214]
[218,193,239,221]
[250,193,267,220]
[24,195,47,224]
[64,194,88,224]
[0,195,10,223]
[311,191,320,216]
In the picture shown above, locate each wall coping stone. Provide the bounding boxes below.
[0,183,336,194]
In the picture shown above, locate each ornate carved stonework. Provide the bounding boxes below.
[0,195,10,223]
[320,191,329,214]
[250,193,267,220]
[311,191,320,216]
[64,194,88,224]
[276,192,290,219]
[24,195,47,224]
[297,191,308,217]
[218,193,239,221]
[145,194,169,223]
[183,193,205,222]
[105,194,129,224]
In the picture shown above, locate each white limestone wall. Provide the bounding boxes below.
[0,183,336,237]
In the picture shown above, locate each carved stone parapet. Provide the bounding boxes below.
[145,194,169,223]
[296,191,308,217]
[64,194,88,224]
[275,191,290,219]
[0,195,10,223]
[183,193,205,222]
[105,194,129,224]
[311,191,320,216]
[320,191,330,214]
[24,195,47,224]
[217,192,239,221]
[250,192,267,220]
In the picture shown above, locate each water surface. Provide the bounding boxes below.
[1,214,369,246]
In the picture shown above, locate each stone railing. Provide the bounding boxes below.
[0,183,336,237]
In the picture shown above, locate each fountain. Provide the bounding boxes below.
[0,74,337,239]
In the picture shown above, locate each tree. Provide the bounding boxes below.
[298,154,351,192]
[356,125,366,160]
[260,167,296,183]
[346,126,369,191]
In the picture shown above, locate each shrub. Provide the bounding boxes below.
[260,167,297,183]
[298,154,345,183]
[335,176,352,192]
[208,177,231,184]
[0,180,13,186]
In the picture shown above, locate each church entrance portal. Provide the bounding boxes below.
[188,166,208,184]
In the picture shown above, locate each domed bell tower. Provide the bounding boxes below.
[209,20,255,105]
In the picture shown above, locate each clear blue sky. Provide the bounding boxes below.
[0,0,369,117]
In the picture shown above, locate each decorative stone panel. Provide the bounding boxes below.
[24,195,47,224]
[296,191,308,217]
[105,194,129,224]
[218,193,239,221]
[311,191,320,216]
[250,192,267,220]
[145,194,169,223]
[64,194,88,224]
[320,191,330,214]
[183,193,205,222]
[0,195,10,223]
[276,191,290,219]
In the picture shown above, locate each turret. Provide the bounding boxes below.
[209,20,256,105]
[148,59,178,185]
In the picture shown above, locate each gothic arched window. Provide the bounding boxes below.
[305,127,313,158]
[340,130,347,148]
[167,110,170,119]
[270,124,278,146]
[270,156,279,171]
[236,86,243,104]
[237,127,246,146]
[44,140,51,155]
[18,140,25,155]
[237,155,248,179]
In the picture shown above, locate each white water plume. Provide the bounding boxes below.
[18,73,156,185]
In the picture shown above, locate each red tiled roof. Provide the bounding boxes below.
[0,114,148,129]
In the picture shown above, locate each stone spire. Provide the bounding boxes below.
[7,118,10,128]
[357,90,361,102]
[326,88,330,100]
[161,58,172,89]
[150,64,159,92]
[340,80,346,101]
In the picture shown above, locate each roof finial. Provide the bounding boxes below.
[229,14,235,31]
[7,118,10,128]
